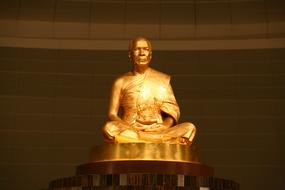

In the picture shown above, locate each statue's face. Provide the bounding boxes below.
[130,39,152,68]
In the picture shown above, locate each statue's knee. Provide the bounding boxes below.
[103,121,119,138]
[184,122,196,132]
[103,121,111,133]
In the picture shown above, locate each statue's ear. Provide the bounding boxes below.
[149,51,152,59]
[128,52,133,60]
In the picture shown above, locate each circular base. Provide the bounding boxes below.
[89,143,200,162]
[80,143,213,176]
[76,160,214,176]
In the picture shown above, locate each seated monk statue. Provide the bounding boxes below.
[103,37,196,145]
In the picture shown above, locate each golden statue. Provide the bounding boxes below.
[103,37,196,145]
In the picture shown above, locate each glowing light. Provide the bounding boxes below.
[157,85,166,100]
[141,85,151,99]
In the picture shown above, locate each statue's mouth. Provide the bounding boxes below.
[136,58,148,62]
[138,56,146,59]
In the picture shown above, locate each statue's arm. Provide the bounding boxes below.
[108,77,123,122]
[160,81,180,123]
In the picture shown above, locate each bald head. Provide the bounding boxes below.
[129,37,152,52]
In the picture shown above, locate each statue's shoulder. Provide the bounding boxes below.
[113,71,132,85]
[122,71,133,77]
[148,68,170,84]
[119,71,133,81]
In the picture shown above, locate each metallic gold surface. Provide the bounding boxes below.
[103,37,196,145]
[90,143,200,163]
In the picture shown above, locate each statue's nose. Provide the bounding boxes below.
[139,50,145,55]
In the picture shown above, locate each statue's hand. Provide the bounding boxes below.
[133,118,157,131]
[144,116,174,132]
[143,123,169,132]
[132,122,152,131]
[136,118,157,125]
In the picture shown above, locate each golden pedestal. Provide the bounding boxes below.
[49,144,239,189]
[77,143,213,176]
[89,143,200,162]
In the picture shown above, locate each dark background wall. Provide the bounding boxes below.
[0,0,285,190]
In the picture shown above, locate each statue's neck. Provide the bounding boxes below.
[133,66,149,75]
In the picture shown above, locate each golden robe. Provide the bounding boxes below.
[104,68,195,144]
